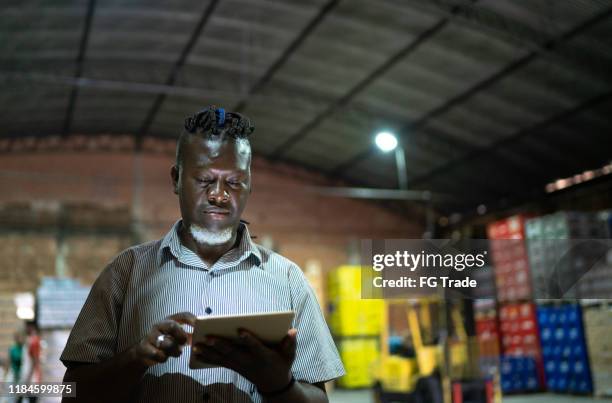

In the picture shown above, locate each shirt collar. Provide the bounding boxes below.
[159,220,262,269]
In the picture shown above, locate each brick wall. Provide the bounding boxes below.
[1,151,422,274]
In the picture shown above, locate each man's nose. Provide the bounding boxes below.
[208,182,229,204]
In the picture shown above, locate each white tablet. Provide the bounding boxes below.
[189,310,295,369]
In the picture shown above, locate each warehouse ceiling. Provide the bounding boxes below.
[1,0,612,214]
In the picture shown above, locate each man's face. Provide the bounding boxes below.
[172,136,251,241]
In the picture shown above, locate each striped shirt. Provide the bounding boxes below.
[61,221,345,402]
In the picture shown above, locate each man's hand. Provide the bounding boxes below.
[132,312,196,367]
[62,312,197,403]
[192,328,298,394]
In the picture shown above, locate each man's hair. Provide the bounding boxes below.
[176,106,255,168]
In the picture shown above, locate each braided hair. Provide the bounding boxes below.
[183,106,254,138]
[176,106,255,168]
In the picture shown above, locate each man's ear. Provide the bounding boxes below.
[171,165,179,195]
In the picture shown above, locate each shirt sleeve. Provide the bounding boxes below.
[60,249,132,367]
[288,264,345,384]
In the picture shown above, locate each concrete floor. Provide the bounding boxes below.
[328,389,371,403]
[327,389,612,403]
[505,396,612,403]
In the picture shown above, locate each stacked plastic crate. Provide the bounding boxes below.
[498,302,543,392]
[327,266,383,388]
[537,304,593,394]
[487,215,543,393]
[37,277,92,383]
[37,277,90,328]
[525,210,611,396]
[487,216,533,302]
[526,211,608,299]
[575,211,612,298]
[584,210,612,299]
[499,356,540,394]
[524,216,548,299]
[474,299,500,377]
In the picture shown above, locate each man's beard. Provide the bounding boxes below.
[189,223,233,246]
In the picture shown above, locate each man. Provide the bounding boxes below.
[61,106,344,403]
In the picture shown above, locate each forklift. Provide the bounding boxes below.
[371,298,499,403]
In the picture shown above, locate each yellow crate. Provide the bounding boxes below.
[328,266,383,336]
[328,266,363,301]
[328,299,383,336]
[336,337,380,388]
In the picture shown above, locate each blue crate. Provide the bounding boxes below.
[545,359,557,375]
[526,376,539,390]
[540,326,553,343]
[565,305,582,324]
[537,303,593,395]
[561,344,572,359]
[542,344,554,359]
[537,309,548,326]
[558,360,570,375]
[572,359,586,375]
[548,308,559,325]
[513,378,525,391]
[501,358,514,375]
[568,325,584,343]
[568,374,593,394]
[500,356,540,394]
[571,343,587,359]
[558,308,568,324]
[554,327,566,342]
[555,375,569,392]
[576,377,593,394]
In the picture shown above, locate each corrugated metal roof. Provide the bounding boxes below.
[1,0,611,213]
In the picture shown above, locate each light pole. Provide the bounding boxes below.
[375,131,407,190]
[375,131,435,237]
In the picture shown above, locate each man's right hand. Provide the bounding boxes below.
[62,311,197,403]
[132,312,196,367]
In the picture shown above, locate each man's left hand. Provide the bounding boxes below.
[192,328,298,394]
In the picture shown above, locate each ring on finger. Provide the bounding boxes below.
[155,334,166,348]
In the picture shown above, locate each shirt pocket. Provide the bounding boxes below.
[205,269,292,316]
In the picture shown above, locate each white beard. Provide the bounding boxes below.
[189,223,233,246]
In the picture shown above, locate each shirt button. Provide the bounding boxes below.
[205,307,212,314]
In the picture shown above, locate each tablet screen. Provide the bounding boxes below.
[189,310,295,369]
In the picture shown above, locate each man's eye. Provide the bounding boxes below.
[196,178,213,184]
[228,181,242,187]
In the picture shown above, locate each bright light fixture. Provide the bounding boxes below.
[375,131,398,152]
[17,306,34,320]
[14,293,35,320]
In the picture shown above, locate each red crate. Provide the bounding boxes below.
[476,319,496,333]
[498,302,544,385]
[499,305,538,340]
[487,215,532,240]
[487,216,535,302]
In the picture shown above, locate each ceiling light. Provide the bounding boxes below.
[375,131,398,152]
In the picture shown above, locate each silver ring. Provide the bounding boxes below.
[155,334,166,348]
